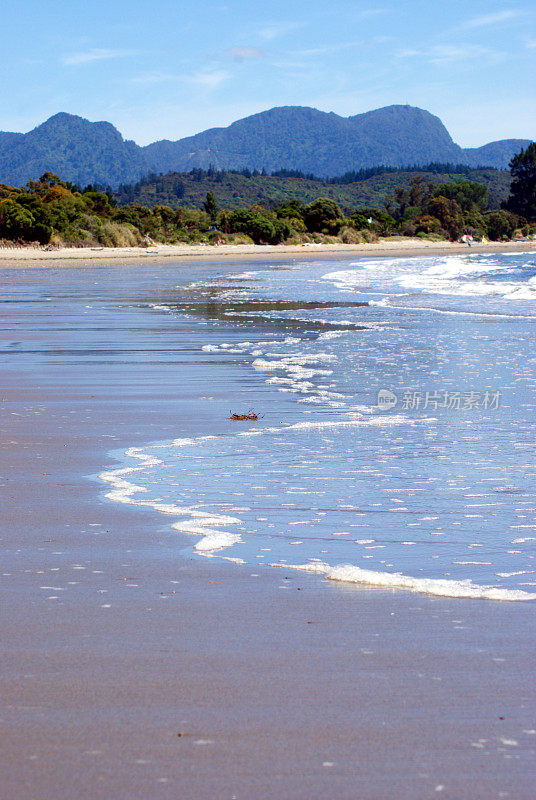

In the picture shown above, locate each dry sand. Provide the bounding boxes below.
[1,258,534,799]
[0,237,535,268]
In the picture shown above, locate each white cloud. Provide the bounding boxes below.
[188,68,231,89]
[297,41,362,57]
[62,48,139,66]
[464,10,523,29]
[397,48,422,58]
[397,44,501,65]
[428,45,494,65]
[258,21,304,41]
[130,73,180,85]
[225,46,264,62]
[297,37,389,58]
[354,8,386,19]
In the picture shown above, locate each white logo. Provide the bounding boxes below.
[377,389,398,410]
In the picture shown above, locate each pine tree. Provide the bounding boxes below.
[505,142,536,220]
[203,190,219,222]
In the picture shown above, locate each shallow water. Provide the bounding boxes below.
[100,252,536,600]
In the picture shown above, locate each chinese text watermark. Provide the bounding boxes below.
[378,388,501,411]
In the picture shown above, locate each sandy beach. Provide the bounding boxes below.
[1,257,534,799]
[0,237,534,268]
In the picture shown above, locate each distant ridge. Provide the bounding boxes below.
[0,105,531,187]
[0,113,146,188]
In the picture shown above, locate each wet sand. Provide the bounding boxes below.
[1,262,534,799]
[1,237,535,269]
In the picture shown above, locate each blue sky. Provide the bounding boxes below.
[1,0,534,146]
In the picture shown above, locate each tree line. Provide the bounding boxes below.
[0,144,534,247]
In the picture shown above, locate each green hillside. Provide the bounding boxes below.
[114,166,511,213]
[142,105,530,175]
[0,171,530,249]
[0,107,529,188]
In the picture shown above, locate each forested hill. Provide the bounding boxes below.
[142,105,529,177]
[0,113,147,188]
[114,165,512,213]
[0,106,530,187]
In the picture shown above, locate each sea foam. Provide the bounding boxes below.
[272,562,536,602]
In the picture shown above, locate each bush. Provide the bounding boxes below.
[415,214,442,235]
[272,219,293,243]
[349,212,372,229]
[275,199,305,220]
[249,216,276,243]
[416,232,445,241]
[462,211,487,238]
[427,196,464,241]
[361,228,379,243]
[0,199,51,242]
[402,221,417,237]
[433,180,488,212]
[304,197,342,232]
[97,222,142,247]
[339,225,364,244]
[484,210,518,241]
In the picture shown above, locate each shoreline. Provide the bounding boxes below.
[1,261,534,799]
[0,237,534,268]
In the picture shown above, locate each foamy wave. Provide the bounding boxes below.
[273,562,536,601]
[99,454,244,554]
[318,330,345,340]
[171,523,242,552]
[323,256,536,315]
[398,257,536,301]
[252,358,333,379]
[380,304,534,320]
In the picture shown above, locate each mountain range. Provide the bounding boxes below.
[0,105,531,189]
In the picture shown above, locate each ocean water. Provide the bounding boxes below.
[100,251,536,600]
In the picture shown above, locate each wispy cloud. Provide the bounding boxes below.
[354,8,386,19]
[296,37,389,58]
[397,44,501,65]
[464,10,523,29]
[130,73,180,85]
[258,21,304,41]
[187,68,231,89]
[296,42,358,57]
[225,46,264,62]
[62,48,139,66]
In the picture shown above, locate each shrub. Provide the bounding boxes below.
[97,222,142,247]
[339,225,364,244]
[361,228,379,243]
[304,197,342,232]
[484,210,518,240]
[426,196,464,241]
[402,221,417,237]
[415,215,442,235]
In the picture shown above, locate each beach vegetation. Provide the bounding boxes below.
[0,166,528,248]
[504,142,536,220]
[432,180,488,212]
[115,164,511,216]
[304,197,344,233]
[483,210,518,241]
[203,190,219,222]
[426,196,465,241]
